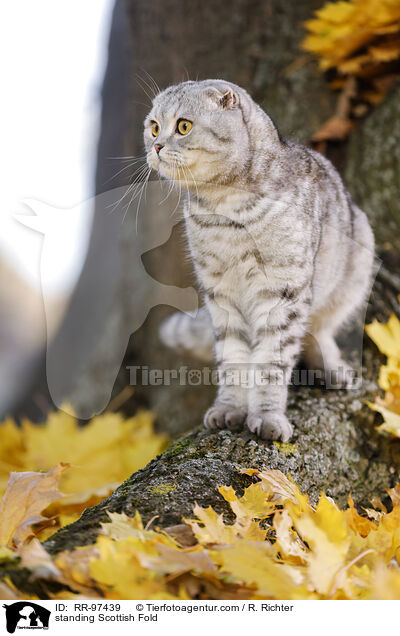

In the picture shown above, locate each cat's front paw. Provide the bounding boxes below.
[247,412,293,442]
[204,404,247,432]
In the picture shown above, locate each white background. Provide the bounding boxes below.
[0,0,114,296]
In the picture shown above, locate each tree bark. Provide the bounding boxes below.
[346,82,400,253]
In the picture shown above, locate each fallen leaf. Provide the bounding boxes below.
[366,314,400,436]
[0,580,20,600]
[0,464,68,547]
[54,545,102,596]
[90,536,177,599]
[18,538,60,579]
[366,314,400,359]
[216,540,302,599]
[345,494,377,537]
[241,468,309,512]
[162,524,197,547]
[139,543,216,575]
[0,408,167,538]
[218,482,274,521]
[184,506,237,545]
[387,483,400,506]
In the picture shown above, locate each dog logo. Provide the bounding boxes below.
[3,602,50,633]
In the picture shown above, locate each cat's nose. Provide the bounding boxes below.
[154,144,164,154]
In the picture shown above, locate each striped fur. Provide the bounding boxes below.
[144,80,374,441]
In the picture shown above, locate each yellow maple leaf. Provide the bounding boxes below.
[185,484,269,545]
[365,314,400,436]
[293,496,351,595]
[100,510,145,541]
[369,41,400,62]
[22,410,167,500]
[99,511,177,550]
[89,536,176,599]
[372,562,400,599]
[54,545,103,597]
[315,1,357,24]
[0,580,21,600]
[376,357,400,393]
[302,0,400,112]
[273,508,307,564]
[184,505,237,545]
[0,409,167,535]
[0,464,68,547]
[366,314,400,359]
[138,543,217,575]
[216,540,302,599]
[218,482,274,521]
[387,482,400,506]
[367,400,400,436]
[345,494,377,537]
[18,537,60,579]
[241,468,309,512]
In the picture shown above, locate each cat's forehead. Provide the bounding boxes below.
[151,83,206,118]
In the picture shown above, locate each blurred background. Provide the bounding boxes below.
[0,0,113,418]
[2,0,400,434]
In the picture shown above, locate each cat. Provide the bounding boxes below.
[144,79,374,441]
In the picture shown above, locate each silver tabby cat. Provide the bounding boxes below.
[144,79,374,442]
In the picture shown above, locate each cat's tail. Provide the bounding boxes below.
[159,307,214,362]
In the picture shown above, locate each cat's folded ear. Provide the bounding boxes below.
[219,88,239,109]
[206,87,239,110]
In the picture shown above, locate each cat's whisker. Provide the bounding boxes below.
[121,165,151,224]
[132,100,156,109]
[168,160,180,212]
[107,155,146,161]
[183,166,192,209]
[169,160,178,198]
[122,166,151,205]
[135,72,158,102]
[126,164,151,198]
[170,163,183,218]
[184,162,200,206]
[137,71,158,97]
[108,164,150,214]
[159,167,175,206]
[159,178,171,207]
[165,161,177,216]
[142,69,161,96]
[134,76,155,106]
[134,168,152,233]
[104,158,147,185]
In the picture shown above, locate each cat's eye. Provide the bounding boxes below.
[151,122,160,137]
[177,119,192,135]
